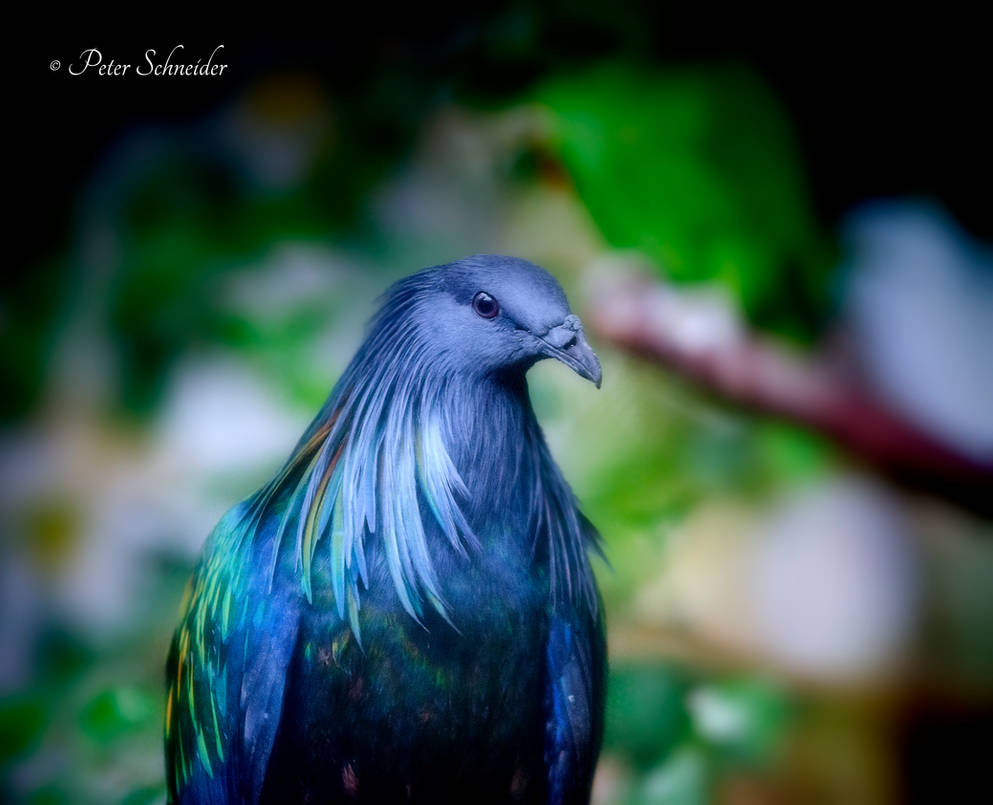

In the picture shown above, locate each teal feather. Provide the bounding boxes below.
[166,256,606,804]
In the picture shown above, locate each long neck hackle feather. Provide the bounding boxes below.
[232,269,599,639]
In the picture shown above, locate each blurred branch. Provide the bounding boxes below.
[589,275,993,515]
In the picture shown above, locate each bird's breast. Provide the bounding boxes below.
[264,565,550,802]
[260,449,555,800]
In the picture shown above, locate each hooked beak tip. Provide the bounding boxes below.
[539,318,602,389]
[568,345,602,389]
[575,349,602,388]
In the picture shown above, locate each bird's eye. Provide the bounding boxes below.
[472,291,499,319]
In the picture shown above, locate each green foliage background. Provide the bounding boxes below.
[3,30,990,805]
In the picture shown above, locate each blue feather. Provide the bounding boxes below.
[234,266,599,632]
[166,256,607,803]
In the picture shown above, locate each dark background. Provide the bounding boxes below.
[17,22,993,266]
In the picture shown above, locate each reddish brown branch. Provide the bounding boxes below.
[589,277,992,514]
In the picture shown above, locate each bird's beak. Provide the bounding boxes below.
[538,315,602,388]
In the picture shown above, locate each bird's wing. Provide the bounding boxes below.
[165,504,301,805]
[543,602,607,805]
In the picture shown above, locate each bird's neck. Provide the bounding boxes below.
[434,370,536,521]
[249,355,595,633]
[424,368,598,616]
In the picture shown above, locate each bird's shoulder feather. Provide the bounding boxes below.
[165,502,301,805]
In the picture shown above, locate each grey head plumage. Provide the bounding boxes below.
[232,255,603,641]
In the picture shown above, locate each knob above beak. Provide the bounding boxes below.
[539,314,602,388]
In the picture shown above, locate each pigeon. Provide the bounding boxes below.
[166,255,606,803]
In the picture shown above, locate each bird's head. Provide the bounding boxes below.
[387,254,602,388]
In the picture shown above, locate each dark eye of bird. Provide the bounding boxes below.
[472,291,499,319]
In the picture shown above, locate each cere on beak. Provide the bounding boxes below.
[538,313,603,388]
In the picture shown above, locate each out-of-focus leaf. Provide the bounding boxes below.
[121,784,167,805]
[687,677,792,764]
[0,693,48,764]
[24,786,70,805]
[538,63,834,340]
[753,421,833,486]
[605,664,693,769]
[638,744,711,805]
[79,686,156,746]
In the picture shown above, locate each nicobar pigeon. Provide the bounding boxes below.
[165,255,607,804]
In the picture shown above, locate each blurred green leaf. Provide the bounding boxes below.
[605,664,693,769]
[538,63,835,341]
[79,686,156,746]
[638,744,711,805]
[754,420,833,485]
[687,677,792,765]
[25,787,71,805]
[121,784,167,805]
[0,693,48,765]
